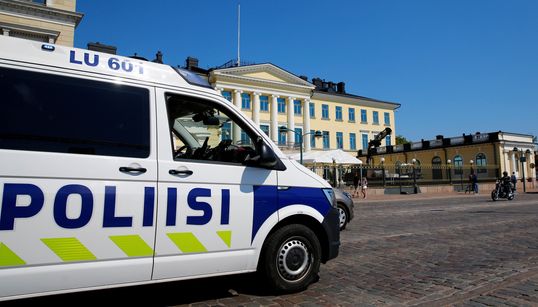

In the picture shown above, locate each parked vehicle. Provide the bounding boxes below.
[0,35,340,301]
[334,189,354,230]
[491,179,515,201]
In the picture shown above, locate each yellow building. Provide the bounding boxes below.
[207,62,400,155]
[361,131,536,187]
[0,0,83,46]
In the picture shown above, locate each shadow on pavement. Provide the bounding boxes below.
[3,273,277,307]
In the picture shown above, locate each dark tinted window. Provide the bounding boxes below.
[0,67,150,158]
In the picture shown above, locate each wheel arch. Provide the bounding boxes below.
[257,214,331,272]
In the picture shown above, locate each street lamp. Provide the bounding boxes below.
[380,157,386,187]
[447,159,452,184]
[279,126,322,165]
[412,158,418,194]
[470,159,474,175]
[469,159,475,194]
[513,147,530,193]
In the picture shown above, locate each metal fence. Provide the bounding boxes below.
[307,164,502,191]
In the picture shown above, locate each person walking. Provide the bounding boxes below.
[360,177,368,199]
[510,172,517,191]
[471,172,479,194]
[352,172,360,197]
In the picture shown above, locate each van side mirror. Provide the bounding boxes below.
[257,139,277,168]
[244,137,277,169]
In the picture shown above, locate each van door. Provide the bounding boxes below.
[0,66,157,298]
[153,90,278,280]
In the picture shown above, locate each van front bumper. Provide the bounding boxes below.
[322,207,340,262]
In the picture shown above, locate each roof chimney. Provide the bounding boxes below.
[186,56,199,70]
[87,42,117,55]
[152,51,163,64]
[337,82,346,93]
[312,77,323,89]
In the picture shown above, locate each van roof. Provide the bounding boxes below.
[0,35,215,93]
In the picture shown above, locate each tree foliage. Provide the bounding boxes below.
[396,135,410,145]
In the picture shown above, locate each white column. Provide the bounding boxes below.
[303,98,311,152]
[233,90,242,144]
[214,87,223,96]
[252,92,260,125]
[511,151,518,176]
[287,97,295,149]
[270,95,278,143]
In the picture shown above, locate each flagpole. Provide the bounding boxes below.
[237,3,240,66]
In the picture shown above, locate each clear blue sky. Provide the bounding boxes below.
[75,0,538,142]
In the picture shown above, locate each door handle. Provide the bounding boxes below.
[169,169,193,176]
[119,166,147,174]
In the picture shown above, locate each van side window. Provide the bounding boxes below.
[0,67,150,158]
[166,94,258,164]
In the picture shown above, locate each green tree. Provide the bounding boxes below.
[396,135,410,145]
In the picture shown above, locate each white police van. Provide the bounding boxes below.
[0,35,340,301]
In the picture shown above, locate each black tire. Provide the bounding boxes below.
[491,190,498,201]
[337,204,348,230]
[259,224,321,293]
[508,193,515,200]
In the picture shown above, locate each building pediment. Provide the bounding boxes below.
[210,63,314,91]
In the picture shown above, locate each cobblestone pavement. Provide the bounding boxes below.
[7,192,538,307]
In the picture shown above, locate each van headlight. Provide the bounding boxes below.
[322,188,337,208]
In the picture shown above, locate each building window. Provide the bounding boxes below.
[294,100,302,115]
[454,155,463,175]
[310,129,317,148]
[335,106,342,121]
[222,91,232,102]
[385,136,391,146]
[322,104,329,119]
[32,0,46,4]
[241,93,251,110]
[260,124,269,136]
[295,127,302,146]
[362,134,369,150]
[336,132,343,149]
[476,153,487,173]
[309,102,315,118]
[323,131,330,149]
[360,109,367,123]
[240,130,251,145]
[221,122,231,140]
[260,95,269,112]
[278,129,287,145]
[277,98,286,113]
[384,112,390,125]
[349,133,356,150]
[414,159,422,176]
[373,111,379,124]
[348,108,355,122]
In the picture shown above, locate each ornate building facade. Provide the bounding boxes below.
[207,62,400,155]
[0,0,82,46]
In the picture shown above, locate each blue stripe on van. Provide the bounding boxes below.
[251,186,331,243]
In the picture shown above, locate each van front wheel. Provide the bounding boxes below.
[260,224,321,293]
